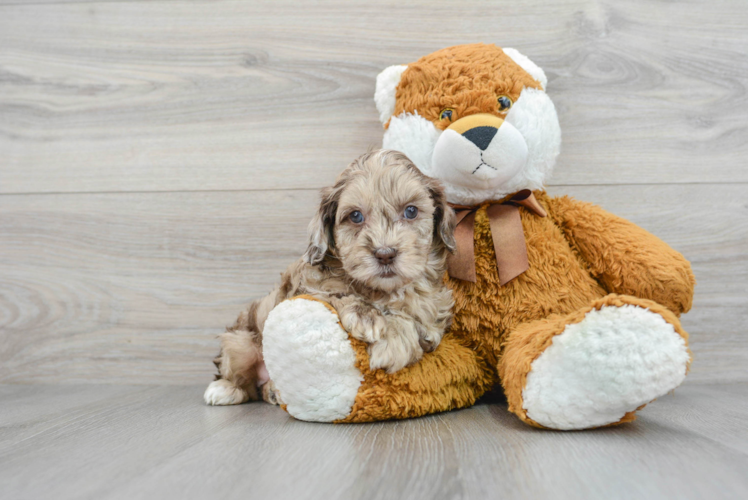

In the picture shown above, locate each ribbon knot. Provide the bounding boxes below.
[447,190,547,285]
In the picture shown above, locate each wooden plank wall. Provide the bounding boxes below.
[1,0,746,385]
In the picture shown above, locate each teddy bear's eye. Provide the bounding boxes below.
[439,108,454,121]
[497,96,513,112]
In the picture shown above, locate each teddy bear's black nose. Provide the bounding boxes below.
[462,126,498,151]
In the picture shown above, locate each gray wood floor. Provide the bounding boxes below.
[1,382,747,500]
[1,0,747,498]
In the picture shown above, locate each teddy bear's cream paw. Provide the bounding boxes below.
[262,298,363,422]
[204,379,249,406]
[522,304,690,430]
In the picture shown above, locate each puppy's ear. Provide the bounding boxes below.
[428,181,456,254]
[304,185,340,265]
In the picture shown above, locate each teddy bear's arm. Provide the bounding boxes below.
[545,195,695,316]
[262,297,495,423]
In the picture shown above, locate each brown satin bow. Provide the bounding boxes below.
[447,189,547,285]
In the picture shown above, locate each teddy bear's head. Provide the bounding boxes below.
[375,44,561,205]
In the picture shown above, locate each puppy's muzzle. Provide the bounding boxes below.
[431,113,528,190]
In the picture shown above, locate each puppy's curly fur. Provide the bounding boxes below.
[204,150,456,406]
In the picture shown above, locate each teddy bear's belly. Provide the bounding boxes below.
[447,207,607,368]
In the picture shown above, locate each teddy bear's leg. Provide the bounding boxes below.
[498,294,691,430]
[262,297,493,423]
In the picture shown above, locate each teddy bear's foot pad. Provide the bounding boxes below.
[522,304,690,430]
[262,298,363,422]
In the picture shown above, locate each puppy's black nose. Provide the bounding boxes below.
[462,126,498,151]
[374,247,398,265]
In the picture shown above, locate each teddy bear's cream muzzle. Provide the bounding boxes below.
[431,112,528,190]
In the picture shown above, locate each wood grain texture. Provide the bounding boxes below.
[0,189,314,384]
[1,0,747,194]
[0,382,747,500]
[1,184,746,384]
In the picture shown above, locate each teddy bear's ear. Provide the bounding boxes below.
[502,48,548,90]
[374,65,408,124]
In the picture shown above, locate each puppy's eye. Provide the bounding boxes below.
[349,211,364,224]
[404,206,418,220]
[439,108,454,121]
[497,95,513,112]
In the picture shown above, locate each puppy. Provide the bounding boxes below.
[204,149,456,406]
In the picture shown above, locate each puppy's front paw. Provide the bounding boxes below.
[416,324,443,353]
[368,335,423,374]
[204,379,249,406]
[339,304,386,343]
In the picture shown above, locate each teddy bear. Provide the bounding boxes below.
[260,43,695,430]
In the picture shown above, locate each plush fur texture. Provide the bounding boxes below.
[261,44,696,429]
[262,295,495,423]
[502,47,547,90]
[388,44,542,128]
[521,302,689,430]
[500,294,691,429]
[262,297,363,421]
[375,65,409,124]
[338,330,494,423]
[205,150,457,405]
[381,44,561,205]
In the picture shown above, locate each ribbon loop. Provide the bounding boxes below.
[446,191,546,285]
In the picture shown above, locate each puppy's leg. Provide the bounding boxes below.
[368,314,424,374]
[416,322,443,353]
[334,297,387,344]
[204,329,265,405]
[415,287,452,353]
[335,297,427,373]
[261,379,282,406]
[206,286,288,406]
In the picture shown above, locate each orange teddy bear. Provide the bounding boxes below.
[261,44,695,430]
